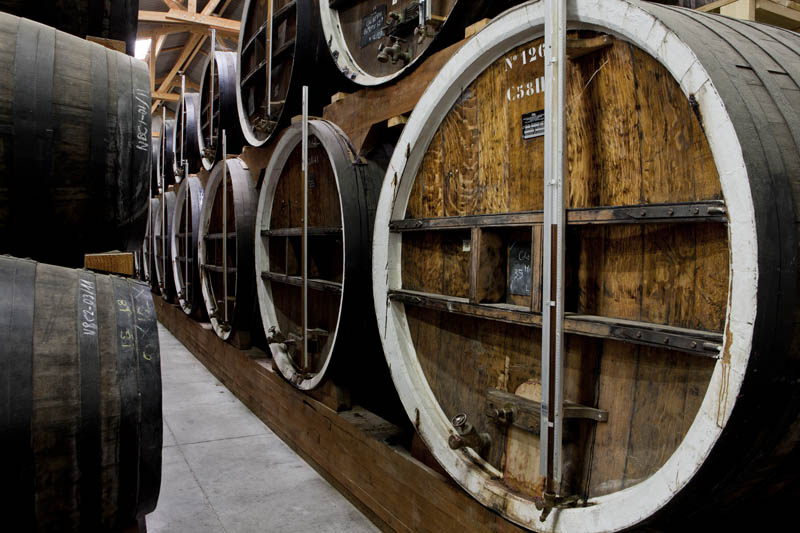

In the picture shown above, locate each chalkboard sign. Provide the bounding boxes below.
[508,241,532,296]
[361,5,387,48]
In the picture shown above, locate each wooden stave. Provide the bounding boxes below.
[0,13,152,268]
[173,92,203,176]
[198,158,258,341]
[369,1,800,531]
[171,176,205,317]
[236,0,342,148]
[0,0,140,56]
[143,198,159,293]
[0,255,162,530]
[199,51,246,172]
[160,119,177,186]
[154,191,177,302]
[319,0,511,87]
[254,119,384,390]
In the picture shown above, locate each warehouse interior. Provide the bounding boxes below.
[1,0,800,532]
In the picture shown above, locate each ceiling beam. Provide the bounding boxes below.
[162,0,185,10]
[153,91,180,102]
[137,23,194,39]
[139,9,240,35]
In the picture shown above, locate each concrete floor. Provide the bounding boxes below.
[148,324,379,533]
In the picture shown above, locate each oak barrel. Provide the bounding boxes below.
[0,13,151,268]
[174,91,202,176]
[236,0,339,147]
[0,0,140,56]
[199,51,245,171]
[0,255,162,530]
[154,191,177,302]
[159,119,177,187]
[255,120,383,390]
[171,176,205,317]
[198,158,257,341]
[319,0,508,87]
[372,1,800,530]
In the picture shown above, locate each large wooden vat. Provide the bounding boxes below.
[143,198,159,293]
[0,255,162,530]
[0,0,140,56]
[255,120,383,389]
[198,158,257,341]
[236,0,338,147]
[319,0,505,87]
[160,119,177,186]
[372,1,800,530]
[171,176,205,317]
[154,191,177,302]
[199,51,245,171]
[174,92,202,176]
[0,13,151,268]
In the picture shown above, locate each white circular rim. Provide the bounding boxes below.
[254,122,346,391]
[198,53,218,171]
[371,1,758,531]
[320,3,423,87]
[171,178,192,315]
[198,159,237,341]
[236,0,270,148]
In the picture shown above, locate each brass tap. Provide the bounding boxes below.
[448,413,491,456]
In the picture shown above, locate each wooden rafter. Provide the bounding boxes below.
[145,0,235,112]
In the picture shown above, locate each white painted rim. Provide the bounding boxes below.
[170,178,196,315]
[371,1,758,531]
[255,121,346,391]
[320,3,421,87]
[236,0,269,148]
[198,159,243,341]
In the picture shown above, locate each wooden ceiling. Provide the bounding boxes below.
[138,0,242,115]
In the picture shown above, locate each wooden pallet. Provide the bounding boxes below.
[154,298,525,533]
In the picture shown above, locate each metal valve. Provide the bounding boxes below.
[377,37,411,65]
[448,413,491,456]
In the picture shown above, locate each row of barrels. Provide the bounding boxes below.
[145,2,800,533]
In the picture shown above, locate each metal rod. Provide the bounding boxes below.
[266,0,274,121]
[209,28,216,150]
[180,74,186,168]
[540,0,567,499]
[161,107,167,289]
[222,129,228,325]
[184,165,189,300]
[302,86,309,370]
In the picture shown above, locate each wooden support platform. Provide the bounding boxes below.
[84,251,134,276]
[154,299,526,533]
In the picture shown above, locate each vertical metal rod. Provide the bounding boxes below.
[222,130,228,325]
[209,29,216,150]
[266,0,274,121]
[184,165,189,300]
[180,74,186,168]
[161,107,167,290]
[540,0,567,501]
[301,86,309,370]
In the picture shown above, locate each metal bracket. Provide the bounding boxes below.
[486,389,608,435]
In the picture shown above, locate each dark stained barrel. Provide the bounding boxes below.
[0,13,151,268]
[143,198,159,293]
[372,1,800,530]
[255,120,383,390]
[160,119,177,187]
[173,92,202,177]
[236,0,340,147]
[198,158,257,341]
[171,176,205,317]
[0,0,140,56]
[151,134,161,195]
[199,51,245,171]
[0,255,162,530]
[319,0,509,87]
[154,192,177,302]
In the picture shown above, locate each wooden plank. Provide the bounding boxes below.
[389,289,722,357]
[84,252,134,276]
[464,18,491,39]
[154,300,528,533]
[85,36,126,54]
[260,271,343,294]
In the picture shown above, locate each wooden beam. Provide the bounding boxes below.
[137,24,193,39]
[188,0,198,13]
[697,0,738,11]
[757,0,800,23]
[153,91,180,102]
[152,32,204,110]
[156,76,201,90]
[164,10,241,34]
[162,0,185,10]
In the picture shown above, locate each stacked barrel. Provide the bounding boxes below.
[151,1,800,531]
[0,5,163,531]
